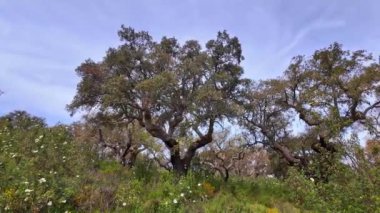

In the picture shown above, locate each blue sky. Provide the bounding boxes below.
[0,0,379,125]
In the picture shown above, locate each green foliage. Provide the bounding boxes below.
[0,113,302,212]
[0,111,95,212]
[285,166,380,212]
[2,110,379,212]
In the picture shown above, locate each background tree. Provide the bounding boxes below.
[199,129,270,181]
[72,119,150,168]
[365,139,380,166]
[279,43,379,153]
[68,26,246,174]
[240,80,303,166]
[241,43,380,180]
[278,43,380,180]
[0,110,46,130]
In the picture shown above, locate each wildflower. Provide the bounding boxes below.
[38,177,47,183]
[4,205,10,210]
[32,150,38,153]
[25,189,33,193]
[189,190,192,193]
[267,174,274,178]
[11,153,17,158]
[192,200,196,203]
[24,197,29,201]
[122,202,127,206]
[62,156,66,159]
[63,141,68,145]
[60,199,66,203]
[23,181,29,185]
[197,183,201,186]
[310,178,315,182]
[76,175,80,178]
[40,145,44,149]
[180,193,185,197]
[47,201,52,206]
[173,199,178,204]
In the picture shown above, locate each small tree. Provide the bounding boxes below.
[199,130,270,181]
[72,120,149,168]
[68,26,245,174]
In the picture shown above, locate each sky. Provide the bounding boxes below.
[0,0,379,125]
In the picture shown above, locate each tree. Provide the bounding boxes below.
[279,43,380,154]
[72,120,149,168]
[365,139,380,166]
[0,110,46,130]
[199,129,270,181]
[240,80,303,166]
[68,26,245,174]
[241,43,380,180]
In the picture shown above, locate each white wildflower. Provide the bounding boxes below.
[180,193,185,197]
[25,189,33,193]
[76,175,80,178]
[60,199,66,203]
[197,183,201,186]
[122,202,127,206]
[47,201,52,206]
[4,205,10,210]
[63,141,68,145]
[62,156,66,159]
[40,145,44,149]
[173,199,178,204]
[23,181,29,185]
[310,178,315,182]
[32,150,38,153]
[38,177,47,183]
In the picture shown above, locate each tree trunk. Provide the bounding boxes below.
[170,147,194,175]
[170,155,188,176]
[223,167,229,182]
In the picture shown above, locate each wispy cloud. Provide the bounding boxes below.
[277,19,346,57]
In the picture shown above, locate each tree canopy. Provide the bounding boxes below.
[68,26,247,174]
